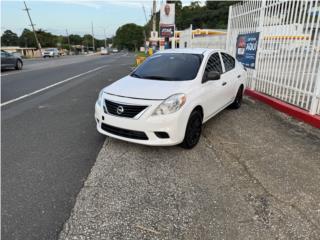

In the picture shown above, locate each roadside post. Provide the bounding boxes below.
[159,3,175,49]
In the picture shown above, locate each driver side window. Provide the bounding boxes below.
[205,53,223,74]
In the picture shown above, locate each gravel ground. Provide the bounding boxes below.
[59,97,320,240]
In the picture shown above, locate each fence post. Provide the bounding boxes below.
[310,70,320,115]
[252,0,266,90]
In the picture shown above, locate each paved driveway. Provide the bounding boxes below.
[59,97,320,240]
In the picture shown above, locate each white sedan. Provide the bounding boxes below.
[95,48,246,149]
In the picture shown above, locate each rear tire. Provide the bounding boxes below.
[15,60,23,70]
[180,110,203,149]
[230,86,243,109]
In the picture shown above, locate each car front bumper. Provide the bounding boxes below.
[94,94,189,146]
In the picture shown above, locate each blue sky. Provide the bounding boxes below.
[1,0,204,39]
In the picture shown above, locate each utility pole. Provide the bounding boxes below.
[23,1,42,53]
[66,29,71,55]
[142,4,148,51]
[104,28,107,49]
[91,21,95,52]
[152,0,156,32]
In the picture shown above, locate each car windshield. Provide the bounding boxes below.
[131,53,203,81]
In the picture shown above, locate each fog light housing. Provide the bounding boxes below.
[154,131,170,139]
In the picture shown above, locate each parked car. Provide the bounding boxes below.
[95,48,247,149]
[112,48,118,53]
[1,50,23,70]
[42,48,60,58]
[101,49,109,55]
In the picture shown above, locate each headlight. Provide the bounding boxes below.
[152,94,186,116]
[97,90,104,107]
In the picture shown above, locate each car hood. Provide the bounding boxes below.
[104,75,193,100]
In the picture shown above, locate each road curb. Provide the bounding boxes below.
[245,89,320,129]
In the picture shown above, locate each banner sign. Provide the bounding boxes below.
[160,3,175,25]
[236,32,260,69]
[151,31,158,39]
[160,25,174,37]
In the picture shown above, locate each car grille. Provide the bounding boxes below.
[104,100,148,118]
[101,123,148,140]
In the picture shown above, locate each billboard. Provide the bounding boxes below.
[150,31,158,40]
[160,3,175,25]
[236,32,260,69]
[160,25,174,37]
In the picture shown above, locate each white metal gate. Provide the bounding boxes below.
[227,0,320,115]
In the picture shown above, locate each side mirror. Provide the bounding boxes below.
[205,71,220,81]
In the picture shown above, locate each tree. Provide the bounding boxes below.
[1,30,19,46]
[69,34,82,45]
[82,34,93,49]
[19,28,36,48]
[114,23,144,51]
[36,29,59,48]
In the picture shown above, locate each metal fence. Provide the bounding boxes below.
[226,0,320,115]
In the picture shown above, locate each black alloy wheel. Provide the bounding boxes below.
[181,110,203,149]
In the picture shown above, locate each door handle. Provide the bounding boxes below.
[222,82,227,86]
[237,75,241,78]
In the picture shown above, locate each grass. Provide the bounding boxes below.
[135,51,147,58]
[132,51,148,67]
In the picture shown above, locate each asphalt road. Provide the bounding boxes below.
[1,53,134,240]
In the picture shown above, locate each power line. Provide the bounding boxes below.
[23,1,42,52]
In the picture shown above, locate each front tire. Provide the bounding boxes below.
[180,110,203,149]
[15,60,23,70]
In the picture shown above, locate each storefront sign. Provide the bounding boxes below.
[236,32,260,69]
[160,25,174,37]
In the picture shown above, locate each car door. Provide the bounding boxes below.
[201,52,228,118]
[1,51,9,68]
[220,52,238,104]
[5,52,17,67]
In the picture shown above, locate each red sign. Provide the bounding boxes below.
[160,25,174,37]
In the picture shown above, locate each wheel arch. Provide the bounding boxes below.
[191,105,204,121]
[239,83,244,93]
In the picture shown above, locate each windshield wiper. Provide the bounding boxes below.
[142,75,173,80]
[131,73,142,78]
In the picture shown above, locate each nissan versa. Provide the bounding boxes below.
[95,48,246,149]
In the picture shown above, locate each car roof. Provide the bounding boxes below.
[156,48,223,55]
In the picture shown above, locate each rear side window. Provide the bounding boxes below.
[205,53,223,74]
[221,53,235,72]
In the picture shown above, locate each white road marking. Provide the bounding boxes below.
[1,65,107,107]
[1,69,35,77]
